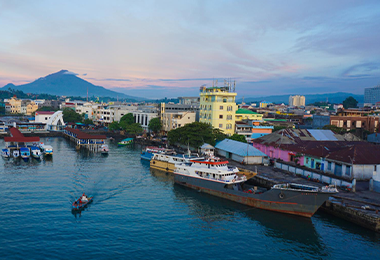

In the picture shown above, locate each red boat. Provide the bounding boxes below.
[72,194,93,210]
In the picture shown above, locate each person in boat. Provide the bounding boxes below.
[81,193,88,202]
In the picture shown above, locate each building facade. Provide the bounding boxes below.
[5,96,22,114]
[364,85,380,104]
[199,86,237,136]
[289,95,306,107]
[162,111,196,132]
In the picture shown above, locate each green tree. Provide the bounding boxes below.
[120,113,134,124]
[168,122,227,148]
[62,108,83,123]
[124,123,143,135]
[228,134,247,143]
[148,118,162,133]
[83,119,94,125]
[109,121,121,131]
[343,96,358,109]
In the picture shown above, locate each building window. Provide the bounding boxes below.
[345,165,351,176]
[219,115,223,119]
[227,115,232,120]
[306,158,309,164]
[219,124,223,128]
[220,106,223,110]
[375,165,377,172]
[328,162,332,170]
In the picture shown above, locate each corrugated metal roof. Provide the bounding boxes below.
[215,139,267,157]
[308,130,338,141]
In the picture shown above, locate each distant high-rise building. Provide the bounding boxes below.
[364,85,380,104]
[289,95,305,107]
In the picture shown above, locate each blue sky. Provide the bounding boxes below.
[1,0,380,99]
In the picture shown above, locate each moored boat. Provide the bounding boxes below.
[72,194,93,211]
[174,157,338,218]
[141,147,167,161]
[20,147,30,161]
[118,138,134,146]
[40,143,53,157]
[12,149,20,159]
[150,151,203,173]
[30,146,42,159]
[1,148,11,159]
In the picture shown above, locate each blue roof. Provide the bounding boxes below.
[215,139,267,157]
[308,130,338,141]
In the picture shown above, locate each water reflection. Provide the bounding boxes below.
[148,167,327,254]
[150,168,174,185]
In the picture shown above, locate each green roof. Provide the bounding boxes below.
[235,108,258,114]
[264,118,287,122]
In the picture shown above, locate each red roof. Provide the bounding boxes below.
[36,111,55,115]
[4,128,40,143]
[64,127,106,140]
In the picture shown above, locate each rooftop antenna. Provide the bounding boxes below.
[233,80,236,92]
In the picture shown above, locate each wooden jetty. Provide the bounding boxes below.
[63,127,107,152]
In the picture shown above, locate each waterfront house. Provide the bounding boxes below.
[252,129,380,180]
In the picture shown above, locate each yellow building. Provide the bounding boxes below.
[6,96,22,114]
[26,101,39,115]
[235,108,263,122]
[199,86,237,136]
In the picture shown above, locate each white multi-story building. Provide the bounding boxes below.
[289,95,306,107]
[133,106,159,131]
[111,105,138,122]
[75,102,97,120]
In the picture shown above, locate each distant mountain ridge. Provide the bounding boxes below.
[1,70,145,101]
[239,92,364,105]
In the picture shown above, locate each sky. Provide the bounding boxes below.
[1,0,380,99]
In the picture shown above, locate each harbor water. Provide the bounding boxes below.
[0,137,380,259]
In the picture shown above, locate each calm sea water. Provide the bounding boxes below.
[0,137,379,260]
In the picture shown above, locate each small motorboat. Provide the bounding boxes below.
[30,146,42,160]
[12,149,20,159]
[20,147,30,162]
[100,144,109,154]
[1,148,11,159]
[72,194,93,211]
[118,138,134,146]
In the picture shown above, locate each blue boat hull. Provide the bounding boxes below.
[140,151,154,161]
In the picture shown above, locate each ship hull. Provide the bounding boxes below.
[174,173,333,218]
[150,159,176,173]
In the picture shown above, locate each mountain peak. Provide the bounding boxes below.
[1,70,144,101]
